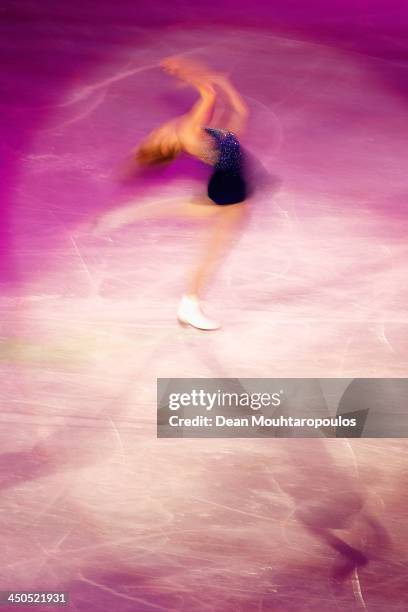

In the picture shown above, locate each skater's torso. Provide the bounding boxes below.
[176,121,248,205]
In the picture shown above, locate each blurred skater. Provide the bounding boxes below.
[283,438,392,583]
[95,56,251,330]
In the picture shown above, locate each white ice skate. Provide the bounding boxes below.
[177,295,220,331]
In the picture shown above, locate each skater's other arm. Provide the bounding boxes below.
[212,75,248,135]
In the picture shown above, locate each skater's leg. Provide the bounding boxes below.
[178,202,247,330]
[186,202,247,297]
[94,195,221,234]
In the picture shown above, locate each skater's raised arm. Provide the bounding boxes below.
[182,84,216,133]
[161,56,218,130]
[211,75,248,135]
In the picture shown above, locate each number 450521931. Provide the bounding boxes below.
[2,592,68,605]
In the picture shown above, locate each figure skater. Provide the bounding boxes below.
[94,57,250,330]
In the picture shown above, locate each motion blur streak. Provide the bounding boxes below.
[0,1,407,610]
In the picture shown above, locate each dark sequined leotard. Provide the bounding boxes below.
[204,128,247,205]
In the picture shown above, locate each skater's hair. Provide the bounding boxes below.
[135,127,182,166]
[135,143,180,166]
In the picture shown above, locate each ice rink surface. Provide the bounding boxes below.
[1,1,408,610]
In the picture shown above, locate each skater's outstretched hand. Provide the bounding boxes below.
[161,56,223,88]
